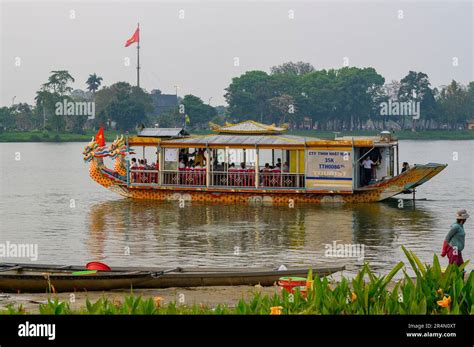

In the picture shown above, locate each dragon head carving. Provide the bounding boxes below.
[82,136,99,162]
[109,135,126,158]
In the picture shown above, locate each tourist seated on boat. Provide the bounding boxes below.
[227,163,236,185]
[130,158,138,182]
[195,163,206,185]
[283,161,289,172]
[149,160,158,183]
[141,159,148,182]
[271,164,282,187]
[181,160,205,185]
[401,162,410,173]
[145,159,153,170]
[261,163,271,186]
[233,162,247,186]
[246,165,255,186]
[177,160,186,184]
[261,164,280,187]
[144,160,154,183]
[135,159,144,183]
[179,149,189,166]
[214,161,224,172]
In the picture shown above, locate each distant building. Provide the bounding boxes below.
[302,117,313,129]
[151,89,178,115]
[467,120,474,130]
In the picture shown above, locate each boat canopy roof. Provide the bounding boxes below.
[210,120,288,134]
[160,134,378,149]
[127,121,396,148]
[336,135,398,147]
[161,134,319,149]
[137,127,189,138]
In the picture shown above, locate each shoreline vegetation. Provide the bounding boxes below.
[1,248,472,315]
[1,129,473,143]
[2,65,473,143]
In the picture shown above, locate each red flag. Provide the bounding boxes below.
[125,27,140,47]
[95,127,105,146]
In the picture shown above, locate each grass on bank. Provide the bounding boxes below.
[194,129,474,140]
[0,129,473,142]
[2,247,472,315]
[0,130,123,142]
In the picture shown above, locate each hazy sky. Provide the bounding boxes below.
[0,0,472,107]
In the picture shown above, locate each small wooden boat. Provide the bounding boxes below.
[0,263,344,293]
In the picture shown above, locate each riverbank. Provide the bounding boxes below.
[0,129,473,142]
[0,274,406,314]
[1,250,471,315]
[0,285,279,314]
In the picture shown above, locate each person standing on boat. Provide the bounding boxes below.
[194,149,206,167]
[360,157,375,185]
[401,162,410,173]
[441,209,469,266]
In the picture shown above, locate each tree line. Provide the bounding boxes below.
[0,62,472,134]
[225,62,473,131]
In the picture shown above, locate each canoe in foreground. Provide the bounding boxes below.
[0,263,345,293]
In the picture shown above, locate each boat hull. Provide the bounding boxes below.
[97,163,447,204]
[0,263,344,293]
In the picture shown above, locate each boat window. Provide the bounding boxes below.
[164,148,179,170]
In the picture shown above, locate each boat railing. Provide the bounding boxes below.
[211,170,256,187]
[129,169,305,189]
[259,171,305,188]
[130,169,159,185]
[161,168,207,186]
[211,170,305,189]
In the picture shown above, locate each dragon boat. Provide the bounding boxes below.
[82,120,446,204]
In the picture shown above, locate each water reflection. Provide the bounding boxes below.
[86,199,435,274]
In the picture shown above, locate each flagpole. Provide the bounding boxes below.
[137,22,140,88]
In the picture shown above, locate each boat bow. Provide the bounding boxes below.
[358,163,447,201]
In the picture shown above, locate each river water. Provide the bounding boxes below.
[1,140,473,277]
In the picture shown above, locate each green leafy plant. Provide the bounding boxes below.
[6,249,472,315]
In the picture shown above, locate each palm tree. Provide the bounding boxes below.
[43,70,75,95]
[35,90,54,128]
[86,73,103,94]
